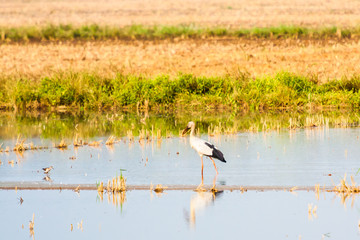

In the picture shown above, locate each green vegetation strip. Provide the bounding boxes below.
[1,24,360,42]
[2,72,360,111]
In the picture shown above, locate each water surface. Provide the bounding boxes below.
[2,190,360,240]
[1,127,360,186]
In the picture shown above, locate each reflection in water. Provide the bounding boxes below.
[29,213,35,240]
[307,203,318,221]
[186,191,223,228]
[43,175,52,182]
[332,175,360,208]
[335,192,358,209]
[2,110,360,140]
[98,191,126,208]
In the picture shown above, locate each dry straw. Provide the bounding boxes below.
[105,135,117,145]
[55,139,68,149]
[332,174,360,193]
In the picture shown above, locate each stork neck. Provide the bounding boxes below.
[190,125,195,136]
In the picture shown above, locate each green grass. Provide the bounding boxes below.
[1,71,360,111]
[1,24,360,42]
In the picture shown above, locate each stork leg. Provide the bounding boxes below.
[209,157,218,175]
[211,174,218,192]
[209,157,219,192]
[196,156,205,191]
[201,156,204,179]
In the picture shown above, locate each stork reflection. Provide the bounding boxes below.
[185,190,223,228]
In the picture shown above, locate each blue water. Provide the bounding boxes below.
[0,127,359,186]
[1,190,360,240]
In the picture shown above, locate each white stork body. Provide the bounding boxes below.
[183,121,226,189]
[190,136,212,157]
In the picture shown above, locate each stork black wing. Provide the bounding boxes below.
[204,142,226,163]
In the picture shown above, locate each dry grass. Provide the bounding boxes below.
[332,174,360,194]
[0,40,360,81]
[97,182,104,193]
[88,140,102,147]
[1,0,360,28]
[138,129,145,142]
[208,123,223,137]
[105,136,116,145]
[331,174,360,207]
[156,129,162,140]
[126,130,134,142]
[73,134,83,147]
[315,184,320,200]
[55,139,68,149]
[103,175,127,193]
[74,185,80,193]
[0,39,359,82]
[13,135,28,152]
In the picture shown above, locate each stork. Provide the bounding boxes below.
[182,121,226,190]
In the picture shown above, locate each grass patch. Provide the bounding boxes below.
[2,71,360,111]
[1,24,360,42]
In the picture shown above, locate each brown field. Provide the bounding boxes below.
[1,0,360,81]
[1,0,360,27]
[1,39,360,81]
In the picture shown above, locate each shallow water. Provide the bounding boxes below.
[2,189,360,240]
[1,127,360,186]
[2,111,360,239]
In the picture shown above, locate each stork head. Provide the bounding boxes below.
[182,121,195,136]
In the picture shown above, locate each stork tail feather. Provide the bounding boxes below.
[212,148,226,163]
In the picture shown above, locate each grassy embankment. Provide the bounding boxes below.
[1,24,360,111]
[1,72,360,111]
[1,24,360,41]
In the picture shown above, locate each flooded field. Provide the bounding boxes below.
[1,111,360,186]
[2,190,360,239]
[1,111,360,239]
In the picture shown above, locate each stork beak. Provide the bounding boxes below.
[182,126,191,136]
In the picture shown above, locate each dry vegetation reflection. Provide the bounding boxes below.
[97,174,127,207]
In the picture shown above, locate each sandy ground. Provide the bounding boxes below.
[1,39,360,81]
[1,0,360,28]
